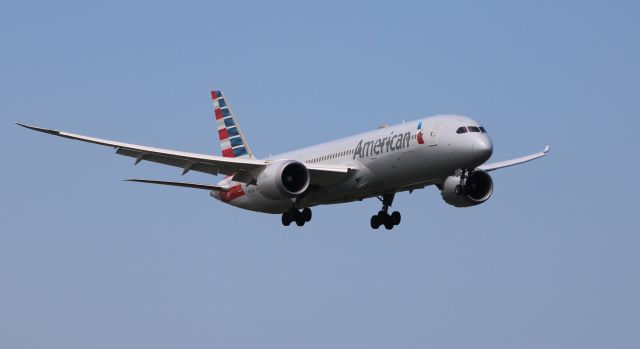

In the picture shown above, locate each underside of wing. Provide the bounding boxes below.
[306,164,356,186]
[478,146,550,172]
[16,123,266,179]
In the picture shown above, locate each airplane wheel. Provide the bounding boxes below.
[391,211,401,226]
[370,215,380,229]
[384,220,394,230]
[301,208,312,222]
[281,213,292,226]
[295,215,306,226]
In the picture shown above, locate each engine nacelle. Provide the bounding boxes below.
[441,170,494,207]
[257,160,310,200]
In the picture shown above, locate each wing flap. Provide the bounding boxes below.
[115,148,221,175]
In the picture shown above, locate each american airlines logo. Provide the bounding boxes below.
[352,131,412,159]
[417,121,425,144]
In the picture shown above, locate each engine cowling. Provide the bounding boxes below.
[441,170,494,207]
[257,160,310,200]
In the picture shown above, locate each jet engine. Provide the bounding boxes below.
[257,160,310,200]
[441,170,493,207]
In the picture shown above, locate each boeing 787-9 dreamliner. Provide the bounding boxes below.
[18,90,549,229]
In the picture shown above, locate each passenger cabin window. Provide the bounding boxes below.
[468,126,481,133]
[456,127,468,134]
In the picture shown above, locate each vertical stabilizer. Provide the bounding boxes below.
[210,90,254,158]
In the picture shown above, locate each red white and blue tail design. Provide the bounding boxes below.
[211,90,254,158]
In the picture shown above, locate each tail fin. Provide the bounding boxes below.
[210,90,254,158]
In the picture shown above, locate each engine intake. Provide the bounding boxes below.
[257,160,310,200]
[441,170,494,207]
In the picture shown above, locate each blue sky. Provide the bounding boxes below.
[1,1,639,348]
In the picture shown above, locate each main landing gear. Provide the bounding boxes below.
[370,193,401,230]
[282,207,312,227]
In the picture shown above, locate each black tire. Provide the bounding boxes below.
[301,207,312,222]
[377,211,387,224]
[391,211,401,225]
[295,215,305,226]
[384,221,394,230]
[281,213,291,226]
[370,215,380,229]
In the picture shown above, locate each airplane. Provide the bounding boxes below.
[17,90,549,230]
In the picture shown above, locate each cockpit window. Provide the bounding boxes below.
[456,126,468,134]
[468,126,481,133]
[479,126,486,133]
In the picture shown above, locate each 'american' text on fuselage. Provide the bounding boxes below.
[353,132,412,160]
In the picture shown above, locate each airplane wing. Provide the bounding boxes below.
[477,146,550,172]
[17,123,354,186]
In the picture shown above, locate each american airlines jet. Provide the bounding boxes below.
[17,90,549,229]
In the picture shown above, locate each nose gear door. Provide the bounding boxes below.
[428,123,442,146]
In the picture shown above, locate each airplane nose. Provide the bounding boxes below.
[473,137,493,162]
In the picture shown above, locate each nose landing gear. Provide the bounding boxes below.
[454,168,471,195]
[281,207,312,227]
[370,193,401,230]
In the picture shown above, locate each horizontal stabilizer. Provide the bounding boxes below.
[125,179,228,191]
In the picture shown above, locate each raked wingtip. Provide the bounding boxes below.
[15,122,60,135]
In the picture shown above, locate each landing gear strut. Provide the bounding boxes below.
[281,207,312,227]
[370,193,401,230]
[455,169,471,195]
